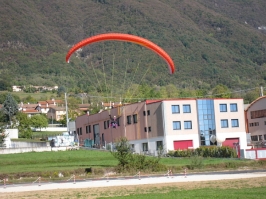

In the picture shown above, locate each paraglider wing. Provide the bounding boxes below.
[66,33,175,74]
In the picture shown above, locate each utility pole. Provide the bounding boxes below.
[65,93,69,132]
[260,86,264,97]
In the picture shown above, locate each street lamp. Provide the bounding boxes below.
[8,106,11,127]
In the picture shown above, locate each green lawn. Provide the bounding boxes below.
[100,186,266,199]
[0,149,259,177]
[0,150,117,175]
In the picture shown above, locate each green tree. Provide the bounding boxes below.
[243,89,260,104]
[57,86,66,97]
[111,137,132,168]
[0,92,20,104]
[165,84,179,98]
[0,126,8,147]
[16,112,33,138]
[2,93,19,126]
[23,95,37,104]
[211,84,231,98]
[30,114,48,131]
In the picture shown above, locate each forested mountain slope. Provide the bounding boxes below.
[0,0,265,96]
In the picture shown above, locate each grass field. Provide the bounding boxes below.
[0,149,263,180]
[1,149,266,198]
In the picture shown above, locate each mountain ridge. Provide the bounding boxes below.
[0,0,265,96]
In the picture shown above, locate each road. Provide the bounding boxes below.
[1,170,266,193]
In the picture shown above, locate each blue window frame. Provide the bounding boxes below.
[184,121,192,129]
[230,103,238,112]
[231,119,239,127]
[172,105,180,114]
[220,104,227,112]
[173,121,181,130]
[221,119,228,128]
[183,104,191,113]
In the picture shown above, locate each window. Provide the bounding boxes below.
[133,114,138,123]
[86,125,91,133]
[127,115,132,124]
[183,104,191,113]
[230,103,238,112]
[171,105,180,114]
[142,142,148,151]
[144,127,151,132]
[231,119,239,127]
[116,118,120,126]
[173,121,181,130]
[104,121,107,129]
[264,134,266,140]
[259,135,263,141]
[79,127,82,135]
[220,104,227,112]
[250,109,266,119]
[251,136,258,141]
[156,141,163,150]
[142,143,148,151]
[144,110,150,116]
[130,144,135,152]
[221,119,228,128]
[184,121,192,129]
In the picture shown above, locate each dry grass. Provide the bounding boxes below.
[1,177,266,199]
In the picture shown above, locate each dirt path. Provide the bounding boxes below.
[1,176,266,199]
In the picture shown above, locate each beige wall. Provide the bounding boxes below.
[214,99,246,134]
[163,99,198,136]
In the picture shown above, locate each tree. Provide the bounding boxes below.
[111,137,132,168]
[23,95,37,104]
[30,114,48,131]
[0,126,8,147]
[211,84,231,98]
[2,93,19,126]
[57,86,66,97]
[0,92,20,104]
[16,112,33,138]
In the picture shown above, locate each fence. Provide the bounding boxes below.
[245,148,266,160]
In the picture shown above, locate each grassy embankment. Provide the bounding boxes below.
[1,149,265,181]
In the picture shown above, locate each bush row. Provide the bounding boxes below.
[167,146,237,158]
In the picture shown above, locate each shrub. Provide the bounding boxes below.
[167,146,237,158]
[187,155,204,170]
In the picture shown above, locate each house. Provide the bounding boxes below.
[244,96,266,147]
[12,85,22,92]
[47,106,66,121]
[75,98,247,154]
[19,103,41,117]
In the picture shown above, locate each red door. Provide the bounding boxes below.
[173,140,193,150]
[223,138,239,148]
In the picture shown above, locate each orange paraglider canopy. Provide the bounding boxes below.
[66,33,175,74]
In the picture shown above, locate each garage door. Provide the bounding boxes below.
[174,140,193,150]
[223,138,239,148]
